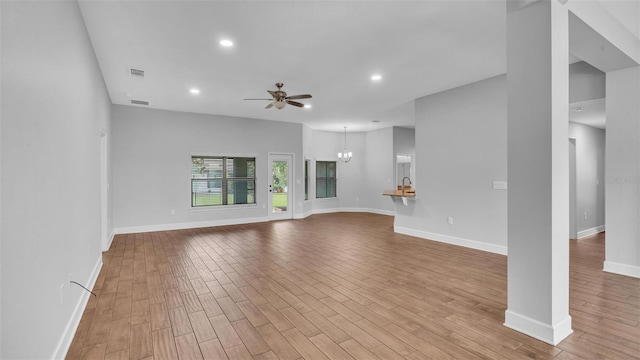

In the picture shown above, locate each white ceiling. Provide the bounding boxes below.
[570,98,606,129]
[78,0,506,132]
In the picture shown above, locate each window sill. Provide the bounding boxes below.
[189,203,258,212]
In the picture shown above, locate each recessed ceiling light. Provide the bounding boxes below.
[573,106,583,112]
[304,104,311,109]
[220,39,233,47]
[371,74,382,81]
[189,88,200,95]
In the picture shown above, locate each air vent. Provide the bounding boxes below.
[129,68,145,77]
[130,99,149,106]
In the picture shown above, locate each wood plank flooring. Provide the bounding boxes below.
[67,213,640,359]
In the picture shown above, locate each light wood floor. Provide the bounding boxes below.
[67,213,640,359]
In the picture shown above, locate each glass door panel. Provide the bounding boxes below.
[272,160,288,213]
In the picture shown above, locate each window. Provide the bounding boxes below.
[304,159,310,201]
[191,156,256,207]
[316,161,336,198]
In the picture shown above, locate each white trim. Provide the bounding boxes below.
[113,216,270,235]
[577,225,605,239]
[114,209,395,235]
[189,203,258,212]
[504,310,573,345]
[294,210,313,219]
[341,207,395,216]
[103,230,115,252]
[603,261,640,278]
[100,131,108,252]
[311,207,343,215]
[394,226,508,255]
[52,256,103,359]
[310,207,395,217]
[293,212,311,220]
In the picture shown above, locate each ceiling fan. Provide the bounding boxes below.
[244,83,312,109]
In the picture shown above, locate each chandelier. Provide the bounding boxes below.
[337,126,352,163]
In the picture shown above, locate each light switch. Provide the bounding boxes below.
[492,181,508,190]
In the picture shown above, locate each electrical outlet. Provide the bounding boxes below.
[448,216,454,225]
[584,212,588,220]
[170,209,176,215]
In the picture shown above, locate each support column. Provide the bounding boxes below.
[604,66,640,278]
[505,0,572,345]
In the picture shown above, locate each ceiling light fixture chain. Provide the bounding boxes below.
[338,126,353,163]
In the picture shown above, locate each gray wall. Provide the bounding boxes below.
[1,1,112,358]
[568,122,606,236]
[111,105,303,231]
[113,108,399,230]
[569,61,606,103]
[395,75,508,254]
[364,127,395,214]
[302,127,397,215]
[305,129,367,213]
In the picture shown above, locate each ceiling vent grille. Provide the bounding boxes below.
[130,99,149,106]
[129,68,145,77]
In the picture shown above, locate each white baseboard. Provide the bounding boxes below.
[577,225,605,239]
[103,230,115,252]
[604,261,640,278]
[336,207,395,216]
[504,310,572,345]
[114,209,395,235]
[362,208,395,216]
[52,256,103,359]
[113,216,270,235]
[311,207,344,215]
[294,210,313,219]
[394,226,508,255]
[311,207,395,217]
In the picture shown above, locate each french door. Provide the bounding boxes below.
[268,154,293,220]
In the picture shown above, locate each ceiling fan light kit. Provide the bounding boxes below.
[244,82,312,110]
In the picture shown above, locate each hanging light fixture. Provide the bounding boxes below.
[338,126,352,163]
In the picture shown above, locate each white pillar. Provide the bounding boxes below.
[505,0,572,345]
[604,66,640,278]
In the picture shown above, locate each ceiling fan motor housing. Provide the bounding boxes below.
[245,82,311,109]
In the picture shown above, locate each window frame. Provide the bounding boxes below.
[315,160,337,199]
[304,158,310,201]
[191,155,257,208]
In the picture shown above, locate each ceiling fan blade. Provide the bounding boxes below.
[244,98,272,100]
[265,103,274,109]
[286,100,305,108]
[286,94,312,100]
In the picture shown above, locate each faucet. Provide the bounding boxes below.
[402,176,412,195]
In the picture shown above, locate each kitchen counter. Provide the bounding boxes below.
[382,190,416,197]
[383,186,416,206]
